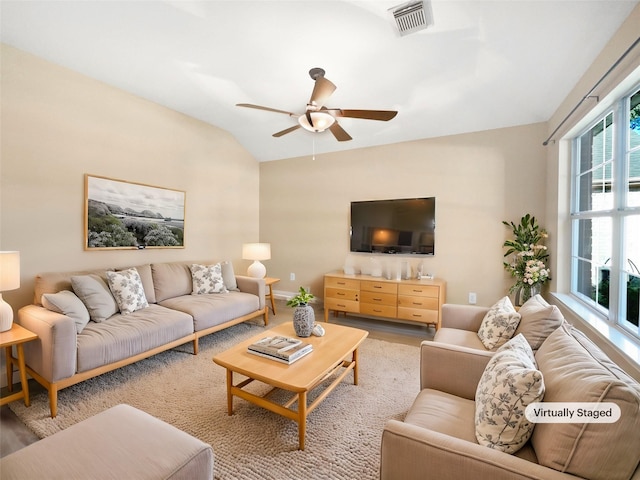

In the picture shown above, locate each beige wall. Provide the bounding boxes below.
[259,123,548,306]
[0,44,261,313]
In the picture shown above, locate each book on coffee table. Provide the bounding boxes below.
[247,339,313,364]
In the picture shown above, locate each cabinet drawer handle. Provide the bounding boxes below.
[337,303,346,308]
[337,292,346,296]
[412,313,423,318]
[337,282,346,285]
[412,302,423,306]
[412,289,423,293]
[374,309,383,313]
[373,297,382,301]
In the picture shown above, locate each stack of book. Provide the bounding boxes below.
[247,336,313,364]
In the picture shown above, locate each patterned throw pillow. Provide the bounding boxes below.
[477,296,521,350]
[106,268,149,314]
[475,334,545,453]
[190,263,228,295]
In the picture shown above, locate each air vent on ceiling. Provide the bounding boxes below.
[390,1,433,36]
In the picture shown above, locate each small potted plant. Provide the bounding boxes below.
[287,287,315,337]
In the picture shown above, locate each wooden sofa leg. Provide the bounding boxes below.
[49,386,58,418]
[264,307,269,326]
[193,337,199,355]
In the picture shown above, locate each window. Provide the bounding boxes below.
[571,85,640,338]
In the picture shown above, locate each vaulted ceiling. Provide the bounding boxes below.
[1,1,637,161]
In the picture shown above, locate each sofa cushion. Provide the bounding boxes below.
[190,263,227,295]
[71,274,119,323]
[477,296,521,350]
[41,290,90,333]
[433,328,488,351]
[513,294,564,351]
[33,268,113,306]
[76,304,193,372]
[221,261,239,291]
[106,268,149,314]
[129,264,156,304]
[152,262,193,302]
[159,291,260,332]
[405,388,477,443]
[475,334,544,454]
[532,323,640,480]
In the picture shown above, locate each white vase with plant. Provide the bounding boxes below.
[287,287,315,337]
[502,214,551,305]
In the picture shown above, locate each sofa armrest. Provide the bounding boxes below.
[441,304,489,331]
[420,341,493,399]
[17,305,77,382]
[235,276,266,310]
[381,420,575,480]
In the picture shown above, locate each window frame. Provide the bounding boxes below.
[570,81,640,340]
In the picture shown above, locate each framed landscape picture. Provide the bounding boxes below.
[84,174,185,250]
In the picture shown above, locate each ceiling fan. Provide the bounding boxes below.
[237,68,398,142]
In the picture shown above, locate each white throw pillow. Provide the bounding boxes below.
[477,296,521,350]
[41,290,91,333]
[190,263,228,295]
[475,334,545,453]
[106,268,149,314]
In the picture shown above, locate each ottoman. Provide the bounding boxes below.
[0,404,214,480]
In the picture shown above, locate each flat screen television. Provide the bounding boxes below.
[350,197,436,255]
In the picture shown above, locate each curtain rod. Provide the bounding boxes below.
[543,36,640,146]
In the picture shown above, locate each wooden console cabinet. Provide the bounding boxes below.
[323,272,446,329]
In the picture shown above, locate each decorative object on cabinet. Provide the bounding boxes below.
[85,175,185,250]
[242,243,271,278]
[0,251,20,332]
[287,287,316,337]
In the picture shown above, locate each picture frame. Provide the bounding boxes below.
[84,174,185,250]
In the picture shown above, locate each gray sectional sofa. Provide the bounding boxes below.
[17,261,267,417]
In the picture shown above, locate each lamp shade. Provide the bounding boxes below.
[242,243,271,261]
[0,251,20,291]
[298,112,335,133]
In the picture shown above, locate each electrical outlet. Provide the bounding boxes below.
[290,273,295,281]
[468,292,477,304]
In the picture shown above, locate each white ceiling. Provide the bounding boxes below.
[1,1,637,162]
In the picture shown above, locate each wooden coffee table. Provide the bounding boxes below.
[213,322,368,450]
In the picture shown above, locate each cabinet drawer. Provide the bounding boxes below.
[398,284,439,298]
[361,303,397,318]
[397,307,438,324]
[325,277,360,290]
[325,297,359,313]
[361,280,397,294]
[360,291,396,306]
[325,287,359,302]
[397,295,439,310]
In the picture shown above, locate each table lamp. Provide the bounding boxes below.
[0,251,20,332]
[242,243,271,278]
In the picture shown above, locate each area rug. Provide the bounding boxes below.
[9,322,421,480]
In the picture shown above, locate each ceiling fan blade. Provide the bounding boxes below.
[273,125,301,137]
[236,103,297,116]
[309,76,336,108]
[328,109,398,121]
[329,122,352,142]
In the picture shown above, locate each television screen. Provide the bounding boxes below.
[350,197,435,255]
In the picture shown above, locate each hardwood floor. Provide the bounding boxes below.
[0,299,433,458]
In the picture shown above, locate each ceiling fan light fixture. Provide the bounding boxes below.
[298,111,335,133]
